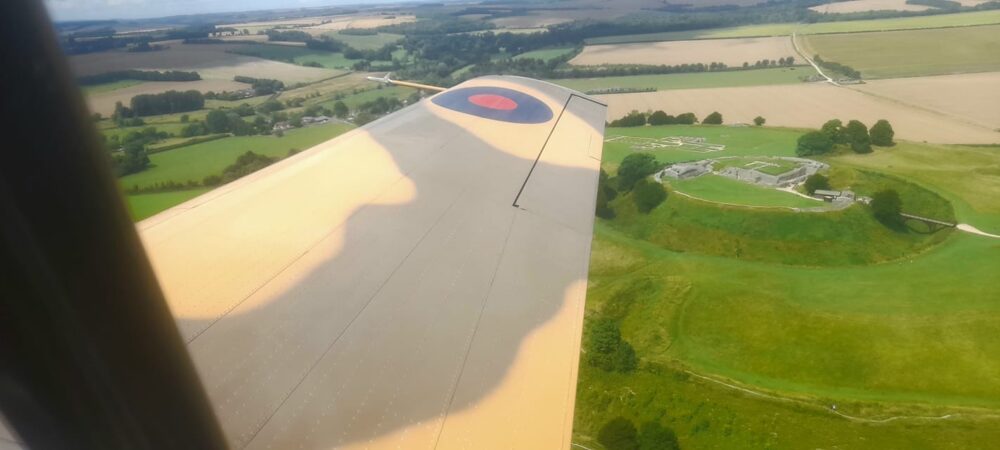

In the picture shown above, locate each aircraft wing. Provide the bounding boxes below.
[137,76,606,449]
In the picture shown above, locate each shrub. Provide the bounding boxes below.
[796,131,833,156]
[804,173,830,194]
[870,119,895,147]
[639,422,681,450]
[586,319,638,373]
[753,116,766,126]
[674,112,698,125]
[598,417,640,450]
[647,111,673,125]
[617,153,660,191]
[633,179,667,213]
[610,110,648,127]
[702,111,723,125]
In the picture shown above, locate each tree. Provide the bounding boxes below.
[804,173,831,194]
[870,119,895,146]
[586,319,637,373]
[617,153,660,191]
[113,142,150,176]
[674,112,698,125]
[820,119,845,144]
[596,169,618,219]
[633,179,667,213]
[845,120,872,153]
[180,114,189,123]
[753,116,766,126]
[332,101,349,118]
[702,111,723,125]
[647,110,674,126]
[796,131,833,156]
[598,418,640,450]
[871,189,903,228]
[639,422,681,450]
[610,110,647,127]
[205,110,230,133]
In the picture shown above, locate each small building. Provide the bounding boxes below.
[302,115,330,125]
[661,162,709,180]
[272,121,293,132]
[813,189,841,202]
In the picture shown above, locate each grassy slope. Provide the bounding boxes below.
[126,188,209,221]
[118,123,353,189]
[668,174,822,209]
[802,24,1000,78]
[585,9,1000,44]
[513,47,576,61]
[549,66,814,92]
[575,126,1000,448]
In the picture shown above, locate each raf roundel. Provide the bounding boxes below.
[431,86,554,124]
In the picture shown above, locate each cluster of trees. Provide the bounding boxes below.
[130,90,204,116]
[814,55,861,79]
[203,151,277,186]
[796,119,894,156]
[586,319,637,373]
[233,76,285,95]
[77,70,200,86]
[597,417,681,450]
[871,189,904,229]
[110,143,150,177]
[105,126,168,151]
[595,153,668,218]
[804,173,831,194]
[609,110,717,127]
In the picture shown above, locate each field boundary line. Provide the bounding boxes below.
[791,33,835,85]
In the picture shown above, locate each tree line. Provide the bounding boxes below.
[813,55,861,80]
[77,69,201,86]
[797,118,894,156]
[609,110,729,127]
[129,90,205,116]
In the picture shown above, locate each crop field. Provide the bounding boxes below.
[126,188,209,221]
[81,79,144,94]
[570,36,797,67]
[802,24,1000,78]
[549,66,813,92]
[513,47,577,61]
[584,9,1000,44]
[222,14,415,32]
[227,44,360,70]
[85,79,249,116]
[279,72,376,102]
[809,0,931,14]
[852,72,1000,130]
[118,123,353,190]
[599,83,1000,144]
[574,125,1000,449]
[69,44,339,84]
[321,31,402,50]
[668,174,821,209]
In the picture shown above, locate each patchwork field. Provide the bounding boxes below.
[809,0,931,13]
[852,72,1000,131]
[599,83,1000,144]
[69,44,340,84]
[575,125,1000,449]
[549,66,813,92]
[571,36,797,67]
[802,24,1000,78]
[584,9,1000,44]
[85,79,249,116]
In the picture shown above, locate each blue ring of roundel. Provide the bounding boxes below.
[431,86,554,124]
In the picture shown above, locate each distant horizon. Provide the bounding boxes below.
[44,0,411,23]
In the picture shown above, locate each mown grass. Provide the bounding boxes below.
[126,188,209,221]
[667,174,821,209]
[549,66,813,93]
[802,24,1000,78]
[584,9,1000,44]
[118,123,354,189]
[574,125,1000,448]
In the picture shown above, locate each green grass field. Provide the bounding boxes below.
[322,31,402,50]
[229,44,361,69]
[118,123,353,190]
[513,46,576,61]
[126,188,209,221]
[585,9,1000,44]
[82,79,144,94]
[574,126,1000,449]
[549,66,814,92]
[668,174,822,209]
[802,24,1000,78]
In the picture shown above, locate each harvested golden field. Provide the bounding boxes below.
[301,14,416,32]
[85,79,250,115]
[69,44,339,85]
[570,36,797,67]
[851,72,1000,131]
[599,83,1000,144]
[809,0,931,13]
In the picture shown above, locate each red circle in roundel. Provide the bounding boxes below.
[467,94,518,111]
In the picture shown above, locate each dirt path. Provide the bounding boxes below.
[791,33,837,85]
[957,223,1000,238]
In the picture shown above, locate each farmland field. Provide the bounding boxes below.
[599,83,1000,144]
[549,66,813,92]
[513,47,577,61]
[809,0,931,13]
[584,9,1000,44]
[851,72,1000,130]
[574,125,1000,449]
[802,25,1000,78]
[81,79,144,94]
[119,123,353,189]
[127,188,209,221]
[571,36,797,67]
[69,44,340,84]
[227,44,361,70]
[322,31,402,50]
[85,79,249,116]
